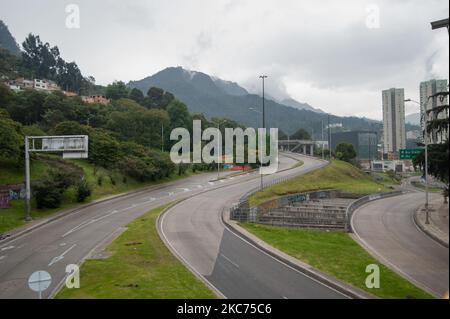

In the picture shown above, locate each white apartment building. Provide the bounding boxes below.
[382,88,406,154]
[420,79,449,144]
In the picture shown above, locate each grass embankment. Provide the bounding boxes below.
[249,160,391,207]
[0,157,198,234]
[57,204,215,299]
[411,181,443,193]
[372,172,401,188]
[241,224,433,299]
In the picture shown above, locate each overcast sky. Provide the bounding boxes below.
[1,0,448,119]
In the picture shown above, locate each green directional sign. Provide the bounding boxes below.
[400,148,424,160]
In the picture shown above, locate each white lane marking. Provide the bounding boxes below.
[197,185,203,189]
[208,182,214,186]
[62,210,118,238]
[48,244,77,267]
[59,243,67,247]
[282,296,288,299]
[183,188,190,192]
[220,180,224,183]
[1,246,14,251]
[218,213,352,299]
[220,254,239,268]
[0,256,6,260]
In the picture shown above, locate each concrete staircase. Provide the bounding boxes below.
[258,198,355,229]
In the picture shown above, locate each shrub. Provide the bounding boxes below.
[76,180,92,203]
[109,174,116,185]
[97,175,103,186]
[119,156,157,182]
[33,179,64,209]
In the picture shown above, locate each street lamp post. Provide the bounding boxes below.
[216,119,227,181]
[321,120,325,160]
[405,98,430,224]
[259,75,268,190]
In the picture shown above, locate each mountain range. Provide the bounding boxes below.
[0,20,21,56]
[128,67,383,137]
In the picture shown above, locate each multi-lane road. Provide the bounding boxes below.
[352,192,449,298]
[0,153,345,299]
[159,155,348,299]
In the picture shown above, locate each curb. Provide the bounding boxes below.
[221,207,376,299]
[413,206,449,249]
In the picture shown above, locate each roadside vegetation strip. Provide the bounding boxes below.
[240,223,433,299]
[411,181,443,193]
[249,160,391,207]
[0,156,200,234]
[56,203,216,299]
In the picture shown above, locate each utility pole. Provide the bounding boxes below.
[327,114,331,159]
[259,75,268,190]
[405,98,431,225]
[321,120,325,160]
[24,137,31,221]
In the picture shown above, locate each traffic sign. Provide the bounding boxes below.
[399,148,424,160]
[28,270,52,299]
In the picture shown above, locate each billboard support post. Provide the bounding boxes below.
[25,137,32,221]
[24,135,88,222]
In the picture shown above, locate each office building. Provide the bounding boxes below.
[331,131,378,160]
[382,88,406,154]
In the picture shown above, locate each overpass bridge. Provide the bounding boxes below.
[278,140,316,156]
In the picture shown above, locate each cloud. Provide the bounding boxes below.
[1,0,448,119]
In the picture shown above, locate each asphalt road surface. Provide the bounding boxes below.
[0,153,343,299]
[160,156,348,299]
[352,192,449,298]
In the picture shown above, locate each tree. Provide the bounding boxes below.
[414,91,449,185]
[0,82,13,108]
[0,110,23,162]
[105,81,129,100]
[22,34,85,92]
[52,121,88,136]
[335,143,357,162]
[291,128,311,140]
[167,100,192,130]
[128,88,144,104]
[7,89,47,125]
[144,87,175,109]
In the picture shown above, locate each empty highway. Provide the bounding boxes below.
[0,153,341,299]
[352,192,449,298]
[159,155,348,299]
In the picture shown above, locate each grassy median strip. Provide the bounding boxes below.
[56,203,216,299]
[241,224,433,299]
[249,160,390,207]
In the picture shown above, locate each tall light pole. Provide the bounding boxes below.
[405,98,430,224]
[431,18,449,34]
[216,119,227,181]
[321,120,325,160]
[327,114,332,159]
[259,75,268,190]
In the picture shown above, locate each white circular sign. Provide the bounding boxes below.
[28,271,52,293]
